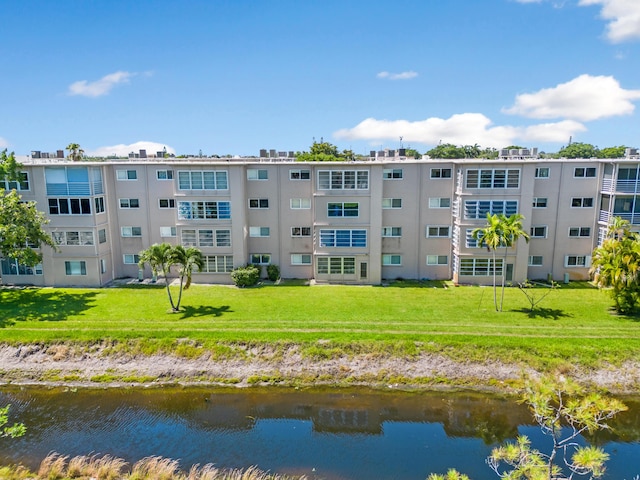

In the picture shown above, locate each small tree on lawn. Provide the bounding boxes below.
[170,245,204,311]
[138,243,179,311]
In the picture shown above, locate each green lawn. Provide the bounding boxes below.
[1,281,639,369]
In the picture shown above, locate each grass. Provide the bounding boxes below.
[1,281,639,369]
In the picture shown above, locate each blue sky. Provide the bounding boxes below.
[1,0,639,157]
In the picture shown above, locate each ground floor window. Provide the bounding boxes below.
[317,257,355,275]
[459,258,503,276]
[65,261,87,276]
[200,255,234,273]
[250,254,271,265]
[123,254,140,264]
[1,259,43,275]
[291,254,312,265]
[565,255,591,267]
[382,254,402,266]
[426,255,448,266]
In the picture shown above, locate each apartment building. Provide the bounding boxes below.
[2,148,639,287]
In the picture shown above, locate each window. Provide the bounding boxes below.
[181,230,197,246]
[198,230,214,246]
[119,198,140,208]
[159,198,176,209]
[431,168,452,179]
[528,256,544,266]
[569,227,591,238]
[382,227,402,237]
[2,172,30,191]
[383,168,403,179]
[618,168,639,181]
[116,169,137,180]
[317,257,355,274]
[382,254,402,266]
[52,231,94,246]
[94,196,105,214]
[464,200,518,219]
[319,229,367,248]
[250,227,270,237]
[250,254,271,265]
[216,230,231,247]
[533,197,548,208]
[574,167,596,178]
[382,198,402,209]
[247,169,268,180]
[65,261,87,275]
[465,229,486,249]
[121,226,142,237]
[530,226,548,238]
[290,198,311,209]
[1,258,43,275]
[98,229,107,244]
[100,259,107,274]
[459,258,503,276]
[178,170,228,190]
[177,201,231,220]
[181,229,230,246]
[571,197,594,208]
[290,169,310,180]
[535,167,550,178]
[328,202,359,217]
[466,169,520,188]
[291,254,312,265]
[249,198,269,209]
[160,226,177,237]
[426,255,448,265]
[429,197,450,208]
[565,255,590,267]
[427,226,450,238]
[200,255,234,273]
[318,170,369,190]
[48,198,91,215]
[291,227,311,237]
[156,170,174,180]
[123,254,140,264]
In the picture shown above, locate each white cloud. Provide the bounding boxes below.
[68,71,134,97]
[87,141,175,157]
[334,113,586,148]
[377,71,418,80]
[503,74,640,121]
[579,0,640,43]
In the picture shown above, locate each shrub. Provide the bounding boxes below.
[230,265,261,287]
[266,264,280,281]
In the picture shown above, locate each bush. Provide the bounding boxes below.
[230,265,260,287]
[266,264,280,282]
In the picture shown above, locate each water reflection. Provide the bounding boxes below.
[1,387,639,480]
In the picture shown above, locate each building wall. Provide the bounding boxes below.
[2,154,639,287]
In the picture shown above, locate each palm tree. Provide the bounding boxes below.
[138,243,178,311]
[472,213,505,311]
[498,213,529,311]
[66,143,84,161]
[590,217,640,314]
[170,245,204,311]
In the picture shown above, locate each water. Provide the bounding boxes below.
[1,386,639,479]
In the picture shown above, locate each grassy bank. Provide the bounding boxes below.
[1,281,639,372]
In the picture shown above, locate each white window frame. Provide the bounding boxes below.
[328,202,359,217]
[249,198,269,209]
[382,254,402,266]
[426,255,448,266]
[382,198,402,209]
[530,225,548,238]
[528,256,544,266]
[159,198,176,209]
[382,227,402,237]
[291,226,311,237]
[535,167,550,179]
[123,254,140,265]
[291,254,312,265]
[569,227,591,238]
[565,255,591,267]
[426,225,450,238]
[116,169,137,181]
[430,168,452,179]
[121,226,142,237]
[250,254,271,265]
[290,198,311,209]
[429,197,450,208]
[289,169,310,180]
[160,226,177,237]
[383,168,403,179]
[249,227,270,237]
[156,170,174,180]
[532,197,548,208]
[247,169,268,180]
[571,197,594,208]
[574,167,596,178]
[119,198,140,209]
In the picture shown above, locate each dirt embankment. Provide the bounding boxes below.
[2,343,640,393]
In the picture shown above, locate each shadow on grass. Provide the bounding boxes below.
[179,304,232,319]
[512,307,572,320]
[378,280,451,288]
[0,287,98,327]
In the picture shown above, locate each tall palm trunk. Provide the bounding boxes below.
[162,265,177,311]
[492,249,498,311]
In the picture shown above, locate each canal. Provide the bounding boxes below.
[1,386,639,479]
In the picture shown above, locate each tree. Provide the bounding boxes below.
[0,151,57,278]
[404,148,422,159]
[138,243,204,312]
[296,140,353,162]
[170,245,204,311]
[599,146,627,158]
[426,143,466,159]
[472,213,529,312]
[590,217,640,314]
[557,142,599,159]
[1,404,26,439]
[66,143,84,161]
[487,377,627,480]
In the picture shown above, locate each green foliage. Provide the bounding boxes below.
[427,469,472,480]
[65,143,84,161]
[599,145,627,158]
[296,140,353,162]
[266,264,280,282]
[230,264,261,287]
[558,142,599,159]
[590,217,640,314]
[426,143,467,159]
[138,243,204,311]
[0,150,57,269]
[0,404,26,439]
[404,148,422,159]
